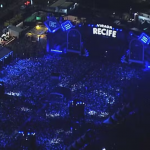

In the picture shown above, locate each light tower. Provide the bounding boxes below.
[30,0,33,5]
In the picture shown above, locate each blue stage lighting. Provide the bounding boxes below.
[88,24,90,26]
[51,49,62,53]
[91,25,94,27]
[148,66,150,68]
[44,16,60,33]
[79,24,82,27]
[120,29,122,31]
[18,131,24,134]
[61,21,73,31]
[116,29,118,31]
[138,33,150,44]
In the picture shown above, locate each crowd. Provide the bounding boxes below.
[0,53,146,149]
[6,35,46,59]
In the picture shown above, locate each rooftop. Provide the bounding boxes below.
[9,25,23,33]
[60,2,74,8]
[50,0,65,8]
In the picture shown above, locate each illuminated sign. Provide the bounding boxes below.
[49,21,57,28]
[93,24,117,38]
[138,33,150,44]
[97,24,112,29]
[44,16,60,33]
[61,21,73,31]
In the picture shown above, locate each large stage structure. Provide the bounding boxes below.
[67,29,81,54]
[45,14,150,63]
[121,32,150,68]
[45,16,82,55]
[129,39,144,64]
[45,15,126,58]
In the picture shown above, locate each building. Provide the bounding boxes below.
[8,25,23,38]
[50,0,77,14]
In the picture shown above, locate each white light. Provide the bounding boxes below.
[21,107,31,112]
[97,24,112,29]
[0,4,3,8]
[101,29,106,35]
[108,30,112,36]
[93,28,97,34]
[112,30,117,38]
[93,28,117,38]
[49,21,56,28]
[88,110,97,115]
[46,113,60,118]
[6,92,21,96]
[48,1,49,3]
[50,138,62,144]
[56,129,64,134]
[98,112,109,117]
[102,148,106,150]
[65,130,72,135]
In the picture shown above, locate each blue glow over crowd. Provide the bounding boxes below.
[0,53,146,149]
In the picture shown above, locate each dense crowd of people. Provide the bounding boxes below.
[0,53,146,149]
[6,36,46,59]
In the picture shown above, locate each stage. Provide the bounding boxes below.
[46,21,128,61]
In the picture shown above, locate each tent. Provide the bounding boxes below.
[116,109,124,117]
[103,116,115,125]
[112,112,122,121]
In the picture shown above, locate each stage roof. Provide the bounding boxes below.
[60,2,74,9]
[0,46,12,60]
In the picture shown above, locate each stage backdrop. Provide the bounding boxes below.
[76,23,128,59]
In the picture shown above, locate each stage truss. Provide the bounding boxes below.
[67,29,81,55]
[129,39,144,64]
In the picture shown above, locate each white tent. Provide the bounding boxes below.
[8,25,23,38]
